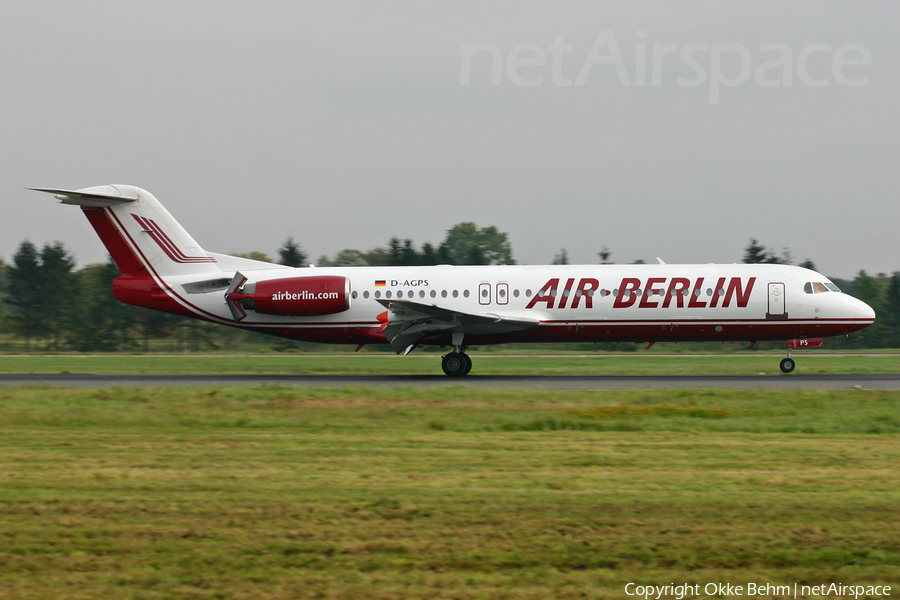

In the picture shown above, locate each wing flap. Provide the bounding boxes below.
[376,299,539,354]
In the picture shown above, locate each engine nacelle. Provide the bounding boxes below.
[226,275,350,319]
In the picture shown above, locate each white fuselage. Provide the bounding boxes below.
[165,263,875,347]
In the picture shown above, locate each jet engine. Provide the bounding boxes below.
[225,272,350,321]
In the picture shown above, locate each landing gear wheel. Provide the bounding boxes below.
[442,352,468,377]
[461,353,472,376]
[780,358,796,373]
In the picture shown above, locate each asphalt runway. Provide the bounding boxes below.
[1,373,899,389]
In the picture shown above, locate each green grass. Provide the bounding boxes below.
[1,386,898,598]
[1,352,899,375]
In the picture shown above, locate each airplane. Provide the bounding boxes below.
[31,185,876,376]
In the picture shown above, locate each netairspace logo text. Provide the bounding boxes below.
[624,582,891,599]
[459,31,871,104]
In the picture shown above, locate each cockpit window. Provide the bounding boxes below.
[804,282,832,294]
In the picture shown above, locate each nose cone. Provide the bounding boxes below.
[846,295,876,325]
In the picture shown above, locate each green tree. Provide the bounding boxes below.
[742,239,780,264]
[3,241,77,350]
[361,247,393,266]
[0,259,8,326]
[67,258,135,351]
[882,272,900,348]
[552,249,569,265]
[277,237,307,267]
[848,271,887,348]
[0,258,7,294]
[39,242,77,349]
[799,259,817,271]
[4,241,46,348]
[420,243,438,265]
[384,238,424,266]
[598,247,612,264]
[317,249,369,267]
[441,223,514,265]
[233,251,273,263]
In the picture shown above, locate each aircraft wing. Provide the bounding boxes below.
[376,298,540,354]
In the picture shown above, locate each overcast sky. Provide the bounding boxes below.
[2,1,897,278]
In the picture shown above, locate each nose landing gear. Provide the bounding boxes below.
[779,356,796,373]
[780,338,823,374]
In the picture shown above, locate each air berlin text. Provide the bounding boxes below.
[525,277,756,310]
[272,291,340,301]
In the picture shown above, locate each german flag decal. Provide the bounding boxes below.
[375,280,386,287]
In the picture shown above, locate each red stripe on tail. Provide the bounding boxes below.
[81,207,147,277]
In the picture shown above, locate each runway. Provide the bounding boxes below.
[2,373,899,389]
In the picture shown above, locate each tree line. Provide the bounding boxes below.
[1,234,898,351]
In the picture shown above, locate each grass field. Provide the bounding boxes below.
[0,352,899,375]
[1,385,898,599]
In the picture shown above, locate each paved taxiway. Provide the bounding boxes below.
[1,373,899,389]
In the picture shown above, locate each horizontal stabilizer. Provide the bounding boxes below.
[29,186,139,207]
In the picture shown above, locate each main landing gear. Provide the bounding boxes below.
[441,333,472,377]
[441,350,472,377]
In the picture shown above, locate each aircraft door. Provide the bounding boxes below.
[478,282,491,305]
[496,282,509,305]
[767,282,787,319]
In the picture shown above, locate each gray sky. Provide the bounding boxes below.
[2,1,897,278]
